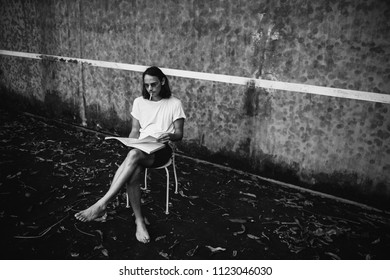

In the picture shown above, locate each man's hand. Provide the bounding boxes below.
[157,133,171,143]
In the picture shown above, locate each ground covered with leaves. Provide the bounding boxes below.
[0,109,389,260]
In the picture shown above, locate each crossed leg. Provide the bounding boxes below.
[75,149,154,243]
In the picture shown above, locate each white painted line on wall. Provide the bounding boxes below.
[1,49,389,104]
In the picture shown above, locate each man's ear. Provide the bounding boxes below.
[161,78,165,85]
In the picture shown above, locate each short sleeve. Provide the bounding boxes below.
[172,99,186,121]
[131,97,140,120]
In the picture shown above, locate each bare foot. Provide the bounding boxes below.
[135,219,150,243]
[75,202,106,222]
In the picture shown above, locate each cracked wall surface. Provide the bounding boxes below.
[0,0,389,208]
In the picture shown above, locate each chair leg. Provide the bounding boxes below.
[126,189,130,208]
[164,167,170,215]
[172,157,178,194]
[142,168,148,191]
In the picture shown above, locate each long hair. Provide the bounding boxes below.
[141,66,172,99]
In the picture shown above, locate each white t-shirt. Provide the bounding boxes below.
[131,96,186,139]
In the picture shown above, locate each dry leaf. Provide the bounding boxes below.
[186,245,199,257]
[229,218,246,223]
[178,190,198,199]
[178,190,188,197]
[303,200,313,206]
[290,246,305,254]
[168,239,180,250]
[101,249,109,257]
[294,218,302,228]
[233,224,246,236]
[239,191,257,198]
[155,235,166,242]
[95,230,104,241]
[247,234,260,240]
[325,252,340,260]
[77,191,91,197]
[206,246,226,253]
[94,244,104,250]
[313,228,324,236]
[94,212,107,222]
[261,232,270,241]
[159,251,169,259]
[371,238,380,244]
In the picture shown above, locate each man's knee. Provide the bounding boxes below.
[125,149,143,165]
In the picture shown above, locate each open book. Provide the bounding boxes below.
[105,136,165,154]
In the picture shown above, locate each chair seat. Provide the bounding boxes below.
[148,158,172,170]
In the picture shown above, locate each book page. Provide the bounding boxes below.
[105,136,157,145]
[104,136,164,154]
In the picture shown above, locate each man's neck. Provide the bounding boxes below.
[151,95,162,101]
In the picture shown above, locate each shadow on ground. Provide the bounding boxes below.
[0,109,389,260]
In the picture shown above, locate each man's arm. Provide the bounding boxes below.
[157,118,184,143]
[129,117,141,139]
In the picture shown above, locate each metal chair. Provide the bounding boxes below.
[126,151,178,214]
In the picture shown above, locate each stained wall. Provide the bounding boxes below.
[1,0,389,208]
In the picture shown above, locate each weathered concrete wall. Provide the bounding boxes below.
[1,0,389,208]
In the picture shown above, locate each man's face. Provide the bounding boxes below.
[144,74,162,98]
